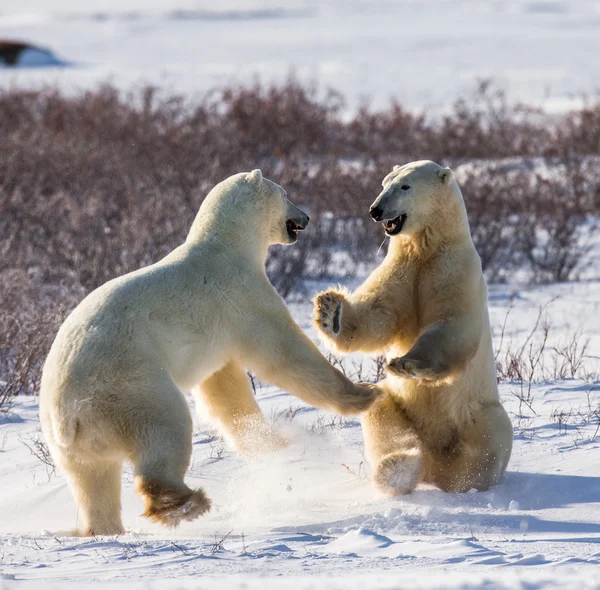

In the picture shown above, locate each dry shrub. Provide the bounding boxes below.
[458,158,600,282]
[457,166,533,281]
[432,82,551,160]
[518,160,600,283]
[0,269,73,411]
[1,79,600,400]
[19,426,56,480]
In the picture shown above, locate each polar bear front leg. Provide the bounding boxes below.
[240,296,382,416]
[313,287,401,354]
[387,316,480,382]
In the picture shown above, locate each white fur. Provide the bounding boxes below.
[40,171,381,535]
[314,160,513,495]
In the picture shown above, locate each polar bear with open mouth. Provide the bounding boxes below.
[314,160,512,496]
[40,170,382,536]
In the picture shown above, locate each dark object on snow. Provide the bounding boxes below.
[0,41,28,66]
[0,40,62,67]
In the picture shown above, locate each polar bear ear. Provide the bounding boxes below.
[382,166,400,186]
[247,169,263,187]
[438,167,453,185]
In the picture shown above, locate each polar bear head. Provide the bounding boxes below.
[369,160,462,239]
[189,169,309,248]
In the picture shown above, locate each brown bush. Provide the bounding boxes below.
[1,79,599,402]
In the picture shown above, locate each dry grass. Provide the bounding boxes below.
[18,427,56,480]
[549,389,600,447]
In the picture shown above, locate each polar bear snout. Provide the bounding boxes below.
[286,212,309,231]
[284,203,310,243]
[370,186,410,236]
[370,205,384,221]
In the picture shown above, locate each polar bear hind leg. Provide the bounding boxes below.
[195,362,287,458]
[422,404,513,493]
[62,457,125,536]
[132,383,211,527]
[362,392,423,496]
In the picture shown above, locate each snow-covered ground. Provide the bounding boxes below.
[2,0,600,111]
[1,278,600,589]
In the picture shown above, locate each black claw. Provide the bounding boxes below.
[324,295,332,303]
[322,322,329,329]
[332,303,341,334]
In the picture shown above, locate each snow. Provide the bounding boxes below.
[1,279,600,588]
[1,0,600,111]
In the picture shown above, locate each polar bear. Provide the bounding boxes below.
[40,170,381,536]
[313,160,512,495]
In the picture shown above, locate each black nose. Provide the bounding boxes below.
[370,206,383,221]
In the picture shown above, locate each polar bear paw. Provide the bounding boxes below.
[313,291,344,337]
[373,450,422,496]
[138,478,212,528]
[387,356,437,381]
[152,488,211,528]
[332,382,384,415]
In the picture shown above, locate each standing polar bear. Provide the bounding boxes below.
[314,160,512,495]
[40,170,381,536]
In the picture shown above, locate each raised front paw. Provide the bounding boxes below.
[313,291,344,337]
[386,356,437,381]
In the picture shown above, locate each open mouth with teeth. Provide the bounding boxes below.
[286,219,306,241]
[382,213,408,236]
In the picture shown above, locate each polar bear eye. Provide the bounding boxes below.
[401,185,411,191]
